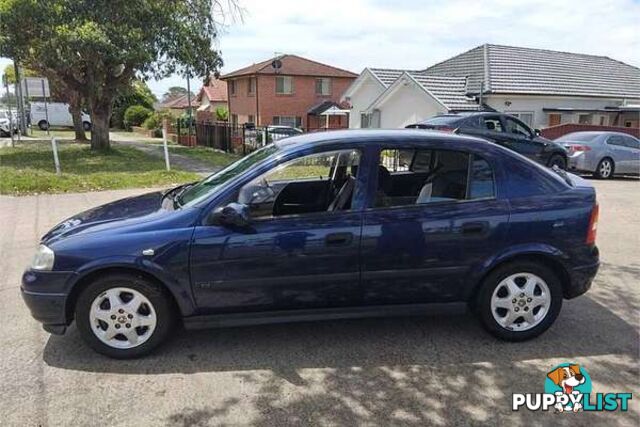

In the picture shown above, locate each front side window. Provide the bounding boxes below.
[508,112,534,127]
[374,149,495,208]
[623,136,640,149]
[275,76,293,94]
[237,149,361,218]
[503,117,532,138]
[315,78,331,96]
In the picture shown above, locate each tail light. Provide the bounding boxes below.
[568,144,592,153]
[586,202,599,245]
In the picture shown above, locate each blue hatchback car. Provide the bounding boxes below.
[21,130,600,358]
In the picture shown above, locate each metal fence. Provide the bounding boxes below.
[191,122,340,154]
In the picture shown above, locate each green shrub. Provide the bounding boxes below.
[142,112,161,130]
[215,106,229,121]
[124,105,152,128]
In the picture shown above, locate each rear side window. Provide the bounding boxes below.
[607,135,626,147]
[503,160,566,198]
[468,155,495,199]
[375,149,496,207]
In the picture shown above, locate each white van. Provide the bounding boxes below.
[30,102,92,130]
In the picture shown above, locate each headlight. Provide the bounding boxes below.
[31,245,55,271]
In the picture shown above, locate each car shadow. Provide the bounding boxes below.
[43,293,637,376]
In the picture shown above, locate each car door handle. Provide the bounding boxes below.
[461,222,488,235]
[325,232,353,246]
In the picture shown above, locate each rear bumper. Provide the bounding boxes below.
[564,246,600,299]
[21,270,75,335]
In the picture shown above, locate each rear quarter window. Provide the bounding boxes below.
[503,158,567,198]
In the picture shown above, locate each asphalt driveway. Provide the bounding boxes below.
[0,180,638,426]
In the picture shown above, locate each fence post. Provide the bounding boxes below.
[162,118,171,171]
[176,118,181,145]
[51,137,61,175]
[242,125,246,155]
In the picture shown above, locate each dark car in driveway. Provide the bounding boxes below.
[21,130,599,358]
[407,112,568,169]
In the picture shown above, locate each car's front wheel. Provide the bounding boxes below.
[476,261,562,341]
[548,154,566,170]
[75,273,175,358]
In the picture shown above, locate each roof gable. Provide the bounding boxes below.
[222,54,358,79]
[197,79,228,102]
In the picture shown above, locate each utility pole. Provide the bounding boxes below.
[186,70,193,145]
[13,61,27,135]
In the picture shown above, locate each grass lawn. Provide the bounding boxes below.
[0,142,199,195]
[168,145,239,168]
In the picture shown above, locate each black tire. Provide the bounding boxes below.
[38,120,49,131]
[593,158,614,179]
[75,273,175,359]
[476,261,563,341]
[548,154,566,170]
[82,121,92,131]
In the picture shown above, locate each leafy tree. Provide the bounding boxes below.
[0,0,237,150]
[112,80,156,129]
[215,106,229,121]
[123,105,152,128]
[161,86,194,103]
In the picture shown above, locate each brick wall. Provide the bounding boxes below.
[228,74,355,127]
[541,123,640,140]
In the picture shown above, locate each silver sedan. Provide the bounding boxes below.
[556,132,640,179]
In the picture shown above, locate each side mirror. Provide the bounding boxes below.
[534,128,541,137]
[207,203,251,228]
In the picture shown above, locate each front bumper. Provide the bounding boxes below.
[21,270,76,334]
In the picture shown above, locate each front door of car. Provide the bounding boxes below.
[499,116,542,161]
[360,147,510,304]
[189,149,364,314]
[605,135,633,173]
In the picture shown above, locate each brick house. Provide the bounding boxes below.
[220,55,357,130]
[196,78,228,120]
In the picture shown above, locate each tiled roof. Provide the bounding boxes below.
[408,73,480,111]
[222,54,358,79]
[424,44,640,98]
[198,79,227,102]
[368,68,412,86]
[161,94,198,109]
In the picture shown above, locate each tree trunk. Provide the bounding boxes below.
[89,98,113,150]
[69,101,87,141]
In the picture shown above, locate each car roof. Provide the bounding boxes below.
[563,131,637,138]
[274,128,512,155]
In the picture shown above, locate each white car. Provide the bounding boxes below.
[30,102,92,131]
[0,110,15,136]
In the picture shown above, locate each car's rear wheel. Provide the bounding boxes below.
[548,154,566,170]
[38,120,49,131]
[82,121,92,131]
[75,273,174,358]
[594,158,614,179]
[476,261,562,341]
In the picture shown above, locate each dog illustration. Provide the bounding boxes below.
[547,364,585,412]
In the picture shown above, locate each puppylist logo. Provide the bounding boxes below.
[512,363,632,412]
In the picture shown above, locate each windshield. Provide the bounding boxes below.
[556,133,600,143]
[176,144,279,207]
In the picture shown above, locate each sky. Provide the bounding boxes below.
[1,0,639,98]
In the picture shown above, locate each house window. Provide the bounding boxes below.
[247,115,255,125]
[275,76,293,94]
[229,80,236,96]
[506,112,534,127]
[315,78,331,96]
[360,113,370,128]
[247,78,256,95]
[578,114,593,124]
[273,116,301,128]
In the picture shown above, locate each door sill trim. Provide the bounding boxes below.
[183,302,468,330]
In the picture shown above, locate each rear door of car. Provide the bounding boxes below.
[360,142,510,304]
[605,135,633,173]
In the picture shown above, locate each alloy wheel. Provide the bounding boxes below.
[89,287,157,349]
[490,273,551,331]
[599,160,612,178]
